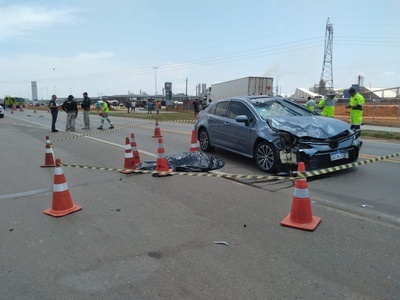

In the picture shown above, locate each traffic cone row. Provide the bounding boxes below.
[152,118,163,138]
[154,138,172,176]
[189,130,199,152]
[130,133,141,166]
[280,162,321,231]
[41,136,55,168]
[122,137,136,171]
[44,158,82,217]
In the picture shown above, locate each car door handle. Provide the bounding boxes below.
[224,122,230,126]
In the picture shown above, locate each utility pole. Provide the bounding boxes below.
[153,66,159,95]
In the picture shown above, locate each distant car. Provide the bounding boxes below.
[0,105,4,118]
[194,96,362,173]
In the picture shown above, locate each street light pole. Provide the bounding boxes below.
[153,66,159,95]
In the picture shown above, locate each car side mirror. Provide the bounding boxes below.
[236,115,249,125]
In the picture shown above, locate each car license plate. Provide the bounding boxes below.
[330,150,349,161]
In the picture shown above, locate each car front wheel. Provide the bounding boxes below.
[254,141,278,173]
[198,129,214,152]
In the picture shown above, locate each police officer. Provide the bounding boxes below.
[305,96,315,112]
[61,95,78,132]
[318,90,336,117]
[347,87,365,130]
[81,92,91,129]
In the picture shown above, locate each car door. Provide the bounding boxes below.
[223,100,255,155]
[207,100,230,147]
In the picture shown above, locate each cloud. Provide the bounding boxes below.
[0,4,75,41]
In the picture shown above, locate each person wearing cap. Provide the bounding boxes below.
[48,94,59,132]
[318,90,336,117]
[305,96,316,112]
[61,95,78,132]
[347,87,365,130]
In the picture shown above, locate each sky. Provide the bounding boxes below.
[1,0,399,100]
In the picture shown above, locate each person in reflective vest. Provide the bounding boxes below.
[305,96,315,112]
[347,87,365,130]
[97,99,114,130]
[318,90,336,117]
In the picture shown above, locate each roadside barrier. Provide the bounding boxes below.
[189,130,200,152]
[40,136,55,168]
[119,137,136,174]
[281,162,321,231]
[154,138,172,176]
[130,132,142,166]
[43,158,82,217]
[152,118,163,138]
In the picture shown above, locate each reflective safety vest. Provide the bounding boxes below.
[349,93,365,125]
[305,99,315,111]
[102,101,110,112]
[319,98,335,117]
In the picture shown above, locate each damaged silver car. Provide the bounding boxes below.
[194,96,362,173]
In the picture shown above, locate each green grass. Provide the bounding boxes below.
[103,109,197,121]
[361,130,400,140]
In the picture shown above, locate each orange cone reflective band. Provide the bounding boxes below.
[189,130,199,152]
[280,162,321,231]
[152,118,163,138]
[41,136,55,168]
[130,133,141,165]
[155,138,172,173]
[44,158,82,217]
[123,136,136,170]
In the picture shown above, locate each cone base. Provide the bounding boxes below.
[153,170,173,177]
[44,204,82,217]
[152,135,163,138]
[41,164,55,168]
[119,169,138,174]
[280,213,321,231]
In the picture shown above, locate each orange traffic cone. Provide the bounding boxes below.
[152,118,163,138]
[155,138,172,175]
[43,158,82,217]
[11,108,14,114]
[41,136,55,168]
[189,130,200,152]
[19,104,24,112]
[130,132,141,166]
[120,137,136,173]
[280,162,321,231]
[34,107,37,113]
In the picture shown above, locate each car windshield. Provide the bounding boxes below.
[250,98,314,120]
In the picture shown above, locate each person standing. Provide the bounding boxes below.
[318,90,336,117]
[97,99,114,130]
[48,94,59,132]
[131,100,136,112]
[155,101,161,114]
[305,96,316,112]
[347,87,365,130]
[125,100,130,113]
[192,98,200,117]
[81,92,91,129]
[61,95,78,132]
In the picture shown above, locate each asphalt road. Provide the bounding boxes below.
[1,110,399,300]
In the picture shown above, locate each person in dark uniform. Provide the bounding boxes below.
[48,94,59,132]
[61,95,78,132]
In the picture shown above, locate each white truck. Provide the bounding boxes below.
[208,76,274,102]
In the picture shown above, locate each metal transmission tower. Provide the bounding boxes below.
[319,18,334,95]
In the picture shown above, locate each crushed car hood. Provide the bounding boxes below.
[267,116,350,139]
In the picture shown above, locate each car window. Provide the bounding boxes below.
[228,101,254,121]
[252,100,299,120]
[208,104,216,115]
[214,101,230,117]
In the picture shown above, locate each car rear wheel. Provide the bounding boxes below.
[254,141,278,173]
[198,129,214,152]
